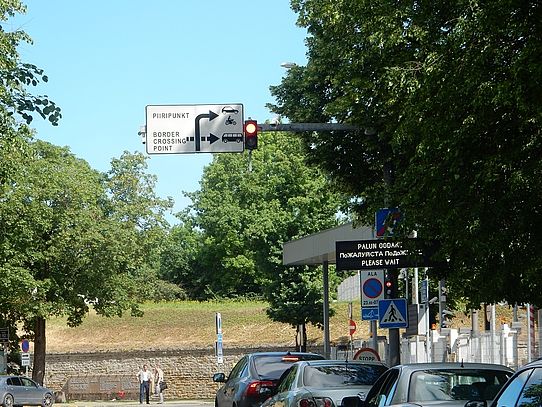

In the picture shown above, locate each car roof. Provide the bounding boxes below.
[394,362,514,372]
[248,351,323,357]
[301,359,387,366]
[517,358,542,370]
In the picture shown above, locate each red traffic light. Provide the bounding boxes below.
[244,120,258,150]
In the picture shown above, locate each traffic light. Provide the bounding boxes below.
[439,279,452,329]
[385,272,394,298]
[244,120,258,150]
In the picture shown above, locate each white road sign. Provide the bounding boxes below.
[21,352,30,367]
[361,270,385,307]
[145,104,244,154]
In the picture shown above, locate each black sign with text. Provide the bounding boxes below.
[0,327,8,342]
[336,238,440,270]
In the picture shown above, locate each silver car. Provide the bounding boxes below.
[0,375,54,407]
[261,359,388,407]
[464,358,542,407]
[359,362,513,407]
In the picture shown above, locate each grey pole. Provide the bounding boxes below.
[472,309,479,337]
[323,260,331,358]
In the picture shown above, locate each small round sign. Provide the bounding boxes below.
[363,278,383,299]
[349,319,356,336]
[21,339,30,353]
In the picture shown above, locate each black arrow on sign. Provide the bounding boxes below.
[195,111,219,151]
[208,133,219,144]
[199,133,219,144]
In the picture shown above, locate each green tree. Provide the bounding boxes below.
[0,144,172,383]
[268,0,542,308]
[0,1,61,125]
[165,131,346,340]
[266,266,329,351]
[159,219,205,298]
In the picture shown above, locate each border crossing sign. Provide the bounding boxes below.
[378,299,408,328]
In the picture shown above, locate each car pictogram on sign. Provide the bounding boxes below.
[222,106,239,114]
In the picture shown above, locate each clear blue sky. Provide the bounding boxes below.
[9,1,307,220]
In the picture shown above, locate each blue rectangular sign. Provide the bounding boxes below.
[361,307,379,321]
[378,298,408,328]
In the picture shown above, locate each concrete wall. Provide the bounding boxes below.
[42,346,323,401]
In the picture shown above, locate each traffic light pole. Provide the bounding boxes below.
[259,123,359,132]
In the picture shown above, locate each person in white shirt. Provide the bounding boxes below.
[137,364,152,404]
[154,364,165,404]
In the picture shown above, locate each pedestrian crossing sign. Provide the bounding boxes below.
[378,299,408,328]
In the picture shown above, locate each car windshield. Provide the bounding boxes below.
[253,355,322,380]
[303,364,388,387]
[409,369,512,402]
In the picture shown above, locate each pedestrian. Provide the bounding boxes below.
[154,364,165,404]
[137,364,152,404]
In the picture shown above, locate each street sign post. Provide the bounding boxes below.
[375,208,401,238]
[145,104,244,154]
[335,239,439,270]
[353,347,381,362]
[349,319,356,336]
[215,312,223,364]
[361,307,379,321]
[378,299,408,329]
[0,328,8,343]
[21,339,29,353]
[361,270,384,307]
[21,352,30,367]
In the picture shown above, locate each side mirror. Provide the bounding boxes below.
[213,373,226,383]
[465,401,486,407]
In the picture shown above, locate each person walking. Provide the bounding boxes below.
[154,364,165,404]
[137,364,152,404]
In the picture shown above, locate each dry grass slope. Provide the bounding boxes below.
[45,300,513,353]
[46,301,363,353]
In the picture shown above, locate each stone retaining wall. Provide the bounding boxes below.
[42,346,323,401]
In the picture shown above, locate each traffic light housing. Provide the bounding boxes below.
[385,272,394,298]
[244,120,258,150]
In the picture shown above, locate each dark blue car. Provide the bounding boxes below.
[213,352,325,407]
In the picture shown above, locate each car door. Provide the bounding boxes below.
[493,367,542,407]
[264,365,299,407]
[217,356,248,407]
[20,377,40,405]
[364,368,400,407]
[6,377,25,404]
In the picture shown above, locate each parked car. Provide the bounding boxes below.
[0,375,54,407]
[464,358,542,407]
[213,351,325,407]
[358,362,513,407]
[261,359,388,407]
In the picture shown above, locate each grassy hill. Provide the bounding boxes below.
[45,300,513,353]
[45,300,367,353]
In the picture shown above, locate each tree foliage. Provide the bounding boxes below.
[0,1,177,381]
[163,131,346,330]
[0,144,172,382]
[268,0,542,308]
[0,1,61,125]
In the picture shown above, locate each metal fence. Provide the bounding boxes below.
[400,325,524,369]
[334,323,536,370]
